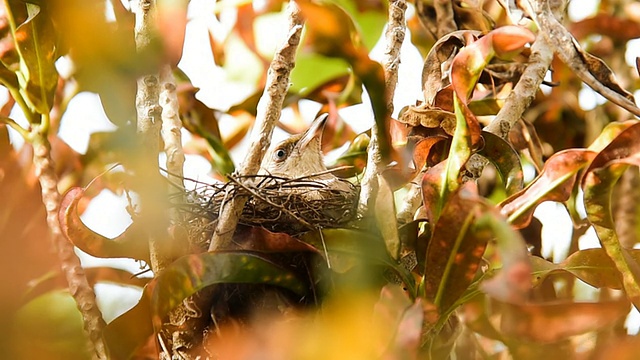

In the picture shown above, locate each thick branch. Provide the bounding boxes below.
[209,2,304,251]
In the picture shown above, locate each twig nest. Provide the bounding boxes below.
[180,174,359,245]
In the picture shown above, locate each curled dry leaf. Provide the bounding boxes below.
[422,30,481,106]
[399,104,456,136]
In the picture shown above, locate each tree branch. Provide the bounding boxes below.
[32,131,107,359]
[357,0,407,219]
[465,3,559,180]
[209,2,304,251]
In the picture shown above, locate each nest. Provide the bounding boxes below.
[177,174,360,246]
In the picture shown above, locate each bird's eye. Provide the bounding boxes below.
[273,148,288,162]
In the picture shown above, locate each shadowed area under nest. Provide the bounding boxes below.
[180,174,360,245]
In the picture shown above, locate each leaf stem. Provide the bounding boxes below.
[0,115,30,139]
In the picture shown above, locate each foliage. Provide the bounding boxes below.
[2,0,640,359]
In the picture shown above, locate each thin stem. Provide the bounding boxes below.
[0,116,30,139]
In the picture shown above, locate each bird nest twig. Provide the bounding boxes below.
[174,172,359,247]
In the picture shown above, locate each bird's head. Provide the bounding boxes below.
[260,114,330,178]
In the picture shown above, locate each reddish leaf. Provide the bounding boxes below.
[489,26,536,59]
[423,182,488,313]
[157,0,188,66]
[478,210,531,303]
[233,226,317,253]
[450,26,533,102]
[373,285,423,360]
[412,136,448,169]
[421,160,448,226]
[499,299,630,343]
[59,187,149,261]
[500,149,597,229]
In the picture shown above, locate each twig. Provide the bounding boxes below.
[0,116,30,139]
[226,176,315,229]
[209,2,304,251]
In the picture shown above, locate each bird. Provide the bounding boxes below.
[248,114,360,232]
[259,114,355,197]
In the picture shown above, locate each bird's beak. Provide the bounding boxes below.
[297,114,328,151]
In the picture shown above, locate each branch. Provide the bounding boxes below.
[209,2,304,251]
[160,66,185,191]
[528,0,640,117]
[383,0,407,117]
[133,0,172,273]
[32,134,107,359]
[465,4,558,180]
[358,0,407,219]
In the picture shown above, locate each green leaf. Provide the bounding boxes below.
[290,52,350,93]
[374,174,400,259]
[583,122,640,309]
[8,1,58,114]
[12,290,91,360]
[478,131,524,196]
[531,249,640,290]
[302,228,416,294]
